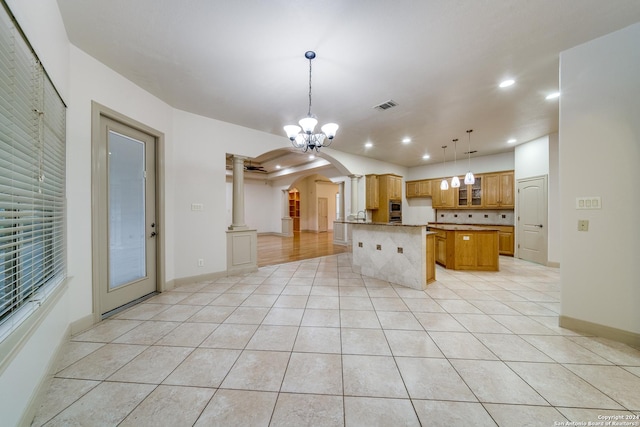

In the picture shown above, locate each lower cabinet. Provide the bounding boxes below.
[496,226,514,256]
[434,230,447,267]
[426,233,436,284]
[431,227,499,271]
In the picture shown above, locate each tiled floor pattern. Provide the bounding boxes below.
[33,255,640,426]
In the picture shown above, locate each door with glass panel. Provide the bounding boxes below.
[99,116,156,315]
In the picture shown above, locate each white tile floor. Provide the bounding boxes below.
[33,254,640,426]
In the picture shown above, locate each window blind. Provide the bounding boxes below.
[0,2,66,337]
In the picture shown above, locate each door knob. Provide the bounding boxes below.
[536,224,543,228]
[150,231,157,237]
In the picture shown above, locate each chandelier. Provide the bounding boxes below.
[284,51,338,152]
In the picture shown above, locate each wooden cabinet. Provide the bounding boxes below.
[465,224,514,256]
[434,229,448,267]
[456,176,483,208]
[426,233,436,284]
[495,225,514,256]
[365,174,379,209]
[430,226,499,271]
[406,180,432,198]
[288,190,300,231]
[483,171,514,208]
[431,180,456,208]
[404,171,515,211]
[382,174,402,200]
[371,174,403,223]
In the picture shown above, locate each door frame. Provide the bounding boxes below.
[91,102,167,323]
[516,174,548,264]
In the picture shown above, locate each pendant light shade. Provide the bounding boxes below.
[440,145,449,190]
[464,129,475,185]
[451,138,460,188]
[464,171,475,185]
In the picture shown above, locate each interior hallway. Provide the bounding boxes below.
[31,254,640,426]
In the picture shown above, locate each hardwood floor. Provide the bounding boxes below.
[257,231,350,267]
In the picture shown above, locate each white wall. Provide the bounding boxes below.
[548,133,561,264]
[559,23,640,336]
[514,134,562,265]
[514,135,549,180]
[1,2,70,425]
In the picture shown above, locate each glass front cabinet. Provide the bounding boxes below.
[457,176,482,207]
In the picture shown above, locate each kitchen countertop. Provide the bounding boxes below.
[428,224,499,231]
[334,220,429,227]
[429,222,514,227]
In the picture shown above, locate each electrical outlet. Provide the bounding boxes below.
[197,258,204,267]
[578,220,589,232]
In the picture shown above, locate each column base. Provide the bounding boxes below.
[226,228,258,275]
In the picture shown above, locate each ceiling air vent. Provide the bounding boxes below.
[373,100,398,111]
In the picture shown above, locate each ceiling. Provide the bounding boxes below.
[57,0,640,175]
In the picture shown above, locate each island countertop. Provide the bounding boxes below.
[334,220,428,227]
[427,223,499,232]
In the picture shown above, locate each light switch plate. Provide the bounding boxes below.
[576,197,601,210]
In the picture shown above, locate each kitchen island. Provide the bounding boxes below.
[349,222,436,290]
[428,224,499,271]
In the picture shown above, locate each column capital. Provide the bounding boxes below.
[348,174,362,180]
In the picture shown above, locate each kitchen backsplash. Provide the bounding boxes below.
[435,209,515,226]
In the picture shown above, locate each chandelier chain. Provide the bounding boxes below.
[307,56,313,117]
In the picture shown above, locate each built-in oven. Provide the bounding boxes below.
[389,200,402,223]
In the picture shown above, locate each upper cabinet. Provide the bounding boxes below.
[365,174,380,209]
[431,180,456,208]
[406,179,432,198]
[371,174,403,223]
[482,171,514,208]
[406,170,514,210]
[383,174,402,200]
[457,176,483,208]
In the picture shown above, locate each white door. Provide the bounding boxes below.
[517,176,547,265]
[318,197,328,232]
[98,116,157,315]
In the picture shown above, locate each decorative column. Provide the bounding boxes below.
[338,181,345,220]
[348,174,362,220]
[281,189,293,237]
[229,155,247,230]
[226,155,257,274]
[333,180,349,245]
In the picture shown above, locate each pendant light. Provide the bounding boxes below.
[440,146,449,190]
[464,129,475,185]
[451,138,461,188]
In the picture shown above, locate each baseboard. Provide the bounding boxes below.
[547,261,560,268]
[559,315,640,349]
[18,324,71,427]
[69,313,95,336]
[173,270,229,287]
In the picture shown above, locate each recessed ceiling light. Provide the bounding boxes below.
[546,92,560,100]
[309,155,315,160]
[507,139,517,144]
[402,138,411,144]
[422,154,430,160]
[365,142,373,148]
[499,79,515,88]
[276,165,281,169]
